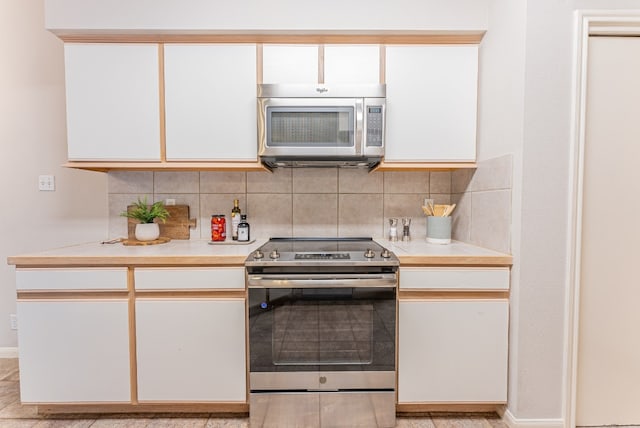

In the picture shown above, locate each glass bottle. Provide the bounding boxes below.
[231,199,241,241]
[237,214,250,242]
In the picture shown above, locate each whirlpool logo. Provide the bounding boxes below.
[315,87,329,94]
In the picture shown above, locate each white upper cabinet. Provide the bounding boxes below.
[385,45,478,162]
[64,43,161,161]
[164,44,257,161]
[262,45,319,84]
[324,45,380,84]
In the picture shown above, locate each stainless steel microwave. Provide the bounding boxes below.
[257,84,386,169]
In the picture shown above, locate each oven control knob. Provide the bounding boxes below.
[364,248,375,258]
[253,250,264,260]
[269,250,280,260]
[319,376,327,384]
[381,248,391,259]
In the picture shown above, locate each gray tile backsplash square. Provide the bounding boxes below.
[105,155,512,252]
[247,193,292,238]
[338,193,384,237]
[338,169,383,193]
[384,171,429,193]
[451,154,513,252]
[293,168,338,194]
[293,193,338,237]
[200,171,246,194]
[154,171,199,193]
[247,168,292,193]
[108,171,153,194]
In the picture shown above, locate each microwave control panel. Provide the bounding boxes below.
[366,105,384,147]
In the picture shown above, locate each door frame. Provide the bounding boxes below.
[566,10,640,428]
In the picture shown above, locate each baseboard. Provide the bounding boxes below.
[0,347,18,358]
[503,409,565,428]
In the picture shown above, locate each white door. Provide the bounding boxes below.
[576,36,640,425]
[64,43,161,160]
[135,298,246,402]
[398,299,508,403]
[262,45,319,84]
[17,299,131,403]
[385,46,478,162]
[164,44,257,161]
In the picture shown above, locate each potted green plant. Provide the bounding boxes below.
[120,196,170,241]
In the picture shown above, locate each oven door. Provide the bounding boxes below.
[248,280,396,382]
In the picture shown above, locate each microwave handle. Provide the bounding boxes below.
[355,98,363,156]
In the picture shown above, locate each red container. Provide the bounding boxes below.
[211,215,227,241]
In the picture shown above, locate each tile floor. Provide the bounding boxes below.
[0,358,508,428]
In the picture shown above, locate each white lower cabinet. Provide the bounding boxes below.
[135,298,246,402]
[398,299,508,403]
[17,299,131,403]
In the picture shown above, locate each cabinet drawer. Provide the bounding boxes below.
[400,267,509,290]
[135,267,245,290]
[16,268,127,291]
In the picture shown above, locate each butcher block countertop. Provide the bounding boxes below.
[7,239,511,267]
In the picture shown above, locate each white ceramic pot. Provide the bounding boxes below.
[135,223,160,241]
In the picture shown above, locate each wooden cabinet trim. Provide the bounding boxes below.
[62,161,268,172]
[318,44,324,84]
[127,267,138,404]
[57,32,485,45]
[374,161,478,171]
[135,290,245,299]
[17,291,129,300]
[36,402,248,414]
[399,291,509,300]
[397,403,504,413]
[158,44,167,162]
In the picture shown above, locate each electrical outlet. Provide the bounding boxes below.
[165,198,176,206]
[9,314,17,330]
[38,175,55,191]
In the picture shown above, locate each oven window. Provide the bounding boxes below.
[267,107,354,147]
[273,302,373,365]
[249,287,395,372]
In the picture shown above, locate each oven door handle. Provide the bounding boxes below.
[247,273,397,288]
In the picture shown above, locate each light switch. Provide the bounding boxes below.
[38,175,55,191]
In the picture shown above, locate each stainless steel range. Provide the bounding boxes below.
[246,237,398,428]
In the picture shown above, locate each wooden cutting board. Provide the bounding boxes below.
[127,205,197,240]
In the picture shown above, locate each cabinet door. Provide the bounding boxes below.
[385,46,478,162]
[324,45,380,84]
[135,267,245,290]
[164,44,257,160]
[136,298,246,401]
[262,45,319,84]
[17,299,130,403]
[64,43,161,160]
[16,268,127,291]
[400,267,510,291]
[398,299,508,403]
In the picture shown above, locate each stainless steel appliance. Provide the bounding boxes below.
[246,237,398,428]
[257,84,386,170]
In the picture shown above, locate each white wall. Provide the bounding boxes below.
[506,0,640,423]
[44,0,488,32]
[0,0,108,351]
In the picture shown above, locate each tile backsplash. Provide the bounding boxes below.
[451,154,513,253]
[107,155,512,253]
[108,168,451,240]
